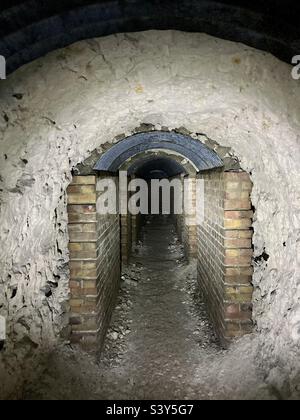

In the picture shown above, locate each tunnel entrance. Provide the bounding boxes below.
[67,131,253,351]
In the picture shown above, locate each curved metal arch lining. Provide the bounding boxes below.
[93,132,223,173]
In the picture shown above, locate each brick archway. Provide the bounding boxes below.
[67,131,253,349]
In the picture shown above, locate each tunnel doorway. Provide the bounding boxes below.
[67,131,254,351]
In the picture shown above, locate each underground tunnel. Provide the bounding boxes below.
[0,0,300,401]
[67,131,253,351]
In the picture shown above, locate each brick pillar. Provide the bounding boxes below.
[223,172,253,340]
[67,174,121,351]
[197,170,253,346]
[96,174,121,349]
[67,175,98,349]
[183,175,197,259]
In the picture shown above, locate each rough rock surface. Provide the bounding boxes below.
[0,31,300,398]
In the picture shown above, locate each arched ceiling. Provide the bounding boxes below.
[93,131,224,173]
[0,0,299,74]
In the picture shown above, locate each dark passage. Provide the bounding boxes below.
[96,215,219,399]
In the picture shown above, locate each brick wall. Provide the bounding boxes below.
[67,170,252,349]
[197,170,253,345]
[174,176,197,260]
[183,176,197,260]
[67,174,120,351]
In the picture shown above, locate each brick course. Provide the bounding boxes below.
[175,176,197,260]
[67,170,253,350]
[67,175,120,351]
[197,170,253,345]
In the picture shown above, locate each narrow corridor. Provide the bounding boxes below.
[25,216,219,399]
[24,216,271,400]
[96,215,219,399]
